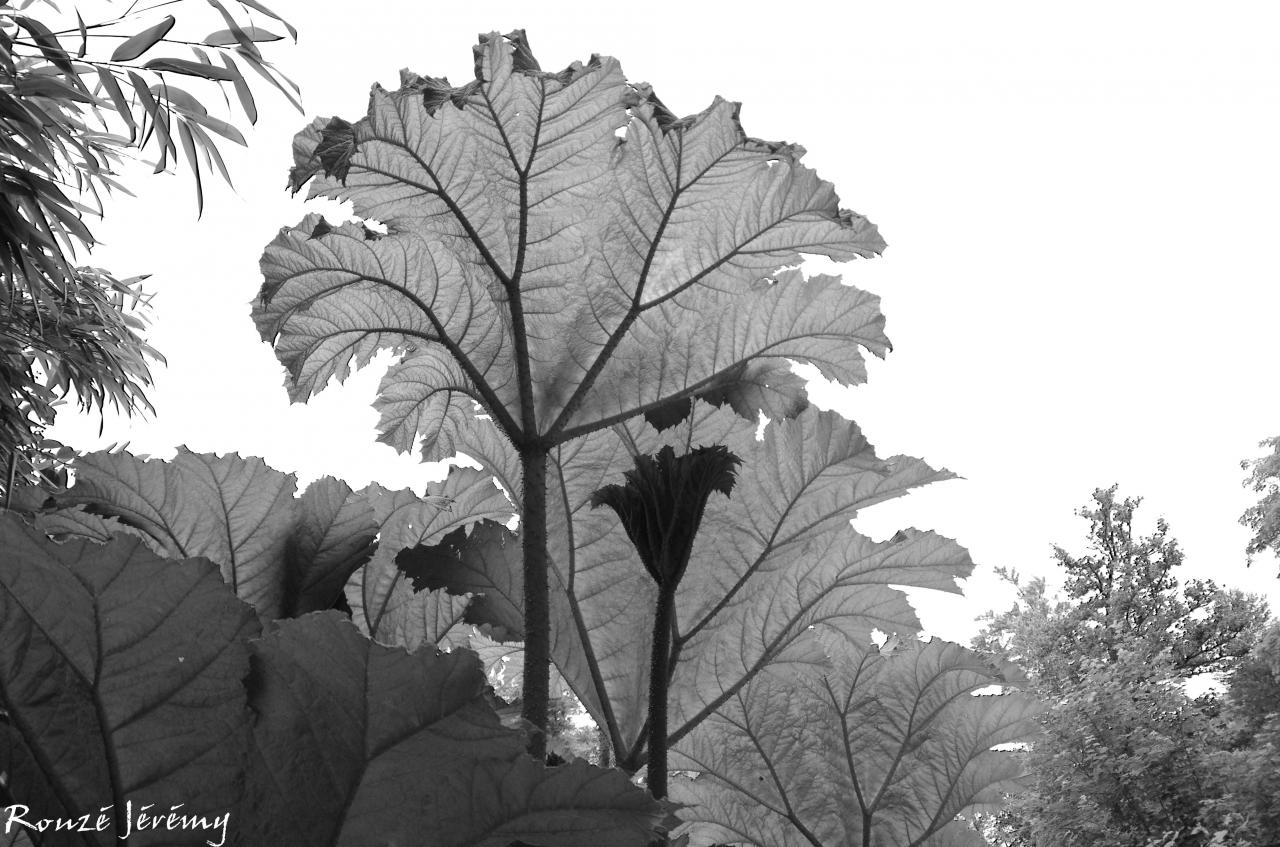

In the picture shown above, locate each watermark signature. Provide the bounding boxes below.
[3,802,230,846]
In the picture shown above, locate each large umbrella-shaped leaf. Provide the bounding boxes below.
[48,448,501,620]
[417,404,972,764]
[256,31,886,455]
[669,638,1043,847]
[0,513,258,846]
[244,612,662,847]
[52,447,298,615]
[344,467,513,645]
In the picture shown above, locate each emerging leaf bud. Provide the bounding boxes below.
[589,444,741,589]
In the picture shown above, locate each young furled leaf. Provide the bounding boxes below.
[590,444,741,587]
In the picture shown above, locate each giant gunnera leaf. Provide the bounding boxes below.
[45,447,508,631]
[258,27,891,754]
[0,512,257,846]
[0,516,662,846]
[256,29,886,457]
[668,638,1044,847]
[245,612,662,847]
[407,402,974,766]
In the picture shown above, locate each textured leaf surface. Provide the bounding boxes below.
[245,612,662,847]
[344,467,513,645]
[54,447,298,615]
[669,639,1042,847]
[48,448,495,621]
[284,475,377,615]
[0,513,257,846]
[425,404,970,762]
[257,31,886,455]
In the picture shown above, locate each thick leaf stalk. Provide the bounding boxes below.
[647,582,677,797]
[521,443,552,758]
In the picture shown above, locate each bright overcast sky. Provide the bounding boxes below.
[47,0,1280,642]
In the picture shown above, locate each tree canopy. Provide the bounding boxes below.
[1241,435,1280,573]
[976,486,1274,847]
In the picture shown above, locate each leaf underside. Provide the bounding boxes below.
[0,518,662,846]
[419,403,973,760]
[256,30,889,460]
[669,639,1044,847]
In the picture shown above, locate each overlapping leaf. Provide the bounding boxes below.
[669,639,1043,847]
[417,403,971,762]
[47,447,504,621]
[0,513,258,846]
[259,30,886,454]
[245,612,663,847]
[0,517,662,846]
[344,467,513,646]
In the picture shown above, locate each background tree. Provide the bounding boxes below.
[1241,435,1280,573]
[975,485,1272,847]
[0,0,297,503]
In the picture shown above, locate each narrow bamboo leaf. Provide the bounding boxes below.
[233,0,298,39]
[13,15,76,76]
[75,10,86,57]
[220,51,256,123]
[203,25,282,45]
[176,118,203,215]
[205,0,259,56]
[236,45,302,111]
[181,109,246,145]
[143,56,237,81]
[184,118,235,186]
[94,68,136,142]
[153,82,208,116]
[127,70,174,163]
[13,75,93,103]
[109,14,175,62]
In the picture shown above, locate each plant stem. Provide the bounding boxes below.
[520,443,551,759]
[647,581,677,798]
[3,449,16,510]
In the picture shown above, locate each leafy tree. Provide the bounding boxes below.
[257,29,888,755]
[975,486,1271,847]
[1241,435,1280,572]
[0,0,298,503]
[1195,621,1280,844]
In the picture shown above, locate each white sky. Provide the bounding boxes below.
[46,0,1280,643]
